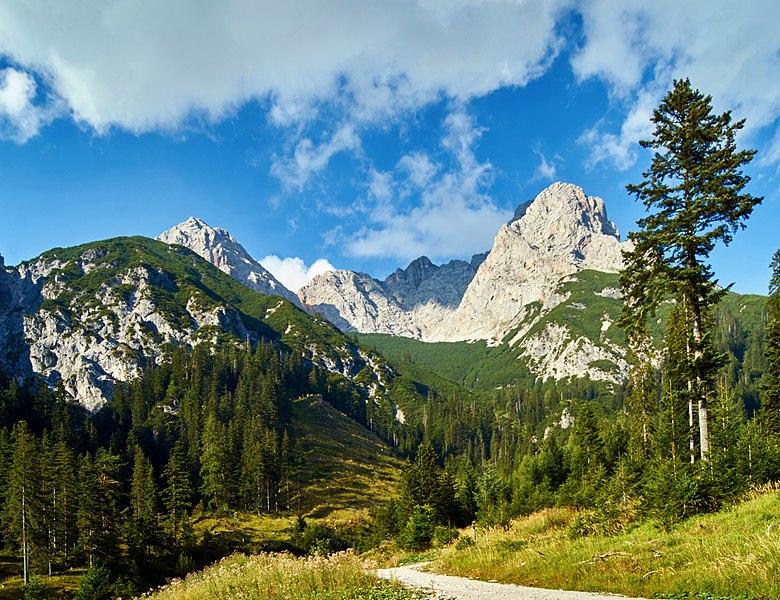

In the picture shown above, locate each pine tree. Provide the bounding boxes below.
[49,441,78,567]
[621,78,762,461]
[129,447,160,557]
[663,304,696,463]
[162,439,193,544]
[2,422,41,584]
[762,249,780,435]
[626,328,657,460]
[200,413,230,511]
[77,451,124,567]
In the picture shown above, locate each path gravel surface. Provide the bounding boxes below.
[376,563,650,600]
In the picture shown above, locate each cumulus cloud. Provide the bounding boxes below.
[345,108,511,261]
[579,89,658,170]
[0,68,53,142]
[259,255,335,292]
[573,0,780,168]
[0,0,566,136]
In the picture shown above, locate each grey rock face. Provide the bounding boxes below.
[384,256,477,309]
[0,260,32,380]
[158,217,302,307]
[446,181,628,342]
[300,252,481,339]
[17,256,252,412]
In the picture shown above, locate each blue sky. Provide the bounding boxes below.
[1,1,779,294]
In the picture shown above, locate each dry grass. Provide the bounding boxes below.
[435,491,780,599]
[139,551,421,600]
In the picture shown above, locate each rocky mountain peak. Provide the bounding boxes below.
[446,182,629,341]
[159,217,246,265]
[385,256,437,291]
[158,218,301,307]
[511,181,619,243]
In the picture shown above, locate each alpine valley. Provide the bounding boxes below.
[0,181,772,598]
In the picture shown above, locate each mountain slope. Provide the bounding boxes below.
[158,217,302,307]
[301,182,628,347]
[4,237,391,411]
[292,395,403,518]
[361,270,767,391]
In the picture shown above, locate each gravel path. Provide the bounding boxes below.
[376,563,650,600]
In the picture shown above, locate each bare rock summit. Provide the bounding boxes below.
[158,217,302,307]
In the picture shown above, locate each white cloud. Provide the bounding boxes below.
[580,89,658,170]
[398,152,439,189]
[531,149,557,181]
[0,68,52,142]
[345,108,511,261]
[259,255,335,292]
[574,0,780,168]
[0,0,567,137]
[270,124,361,189]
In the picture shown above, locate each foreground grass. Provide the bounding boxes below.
[140,551,421,600]
[435,490,780,599]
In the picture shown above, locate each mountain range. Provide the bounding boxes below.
[158,181,636,385]
[0,181,765,412]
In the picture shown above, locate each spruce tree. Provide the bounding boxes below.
[3,422,41,584]
[129,447,160,557]
[762,250,780,435]
[162,439,193,544]
[621,78,761,461]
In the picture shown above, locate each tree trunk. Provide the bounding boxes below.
[688,394,696,464]
[22,485,29,585]
[690,301,710,459]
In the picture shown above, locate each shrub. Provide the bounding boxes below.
[399,505,436,551]
[75,565,114,600]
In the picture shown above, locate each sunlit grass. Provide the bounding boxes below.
[140,551,422,600]
[435,490,780,599]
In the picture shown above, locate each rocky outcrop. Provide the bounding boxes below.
[384,256,480,309]
[158,217,302,307]
[446,182,627,342]
[18,255,252,412]
[0,254,32,379]
[300,270,419,336]
[300,253,484,339]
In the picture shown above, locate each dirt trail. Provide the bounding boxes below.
[376,563,650,600]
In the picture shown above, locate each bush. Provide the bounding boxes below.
[291,518,349,556]
[75,565,114,600]
[644,461,716,529]
[399,505,436,551]
[24,577,48,600]
[432,525,458,547]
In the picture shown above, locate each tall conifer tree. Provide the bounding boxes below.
[762,250,780,436]
[621,78,761,460]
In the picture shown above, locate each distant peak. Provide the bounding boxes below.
[184,216,209,227]
[408,256,434,269]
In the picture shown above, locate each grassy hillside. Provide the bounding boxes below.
[435,488,780,599]
[292,395,404,519]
